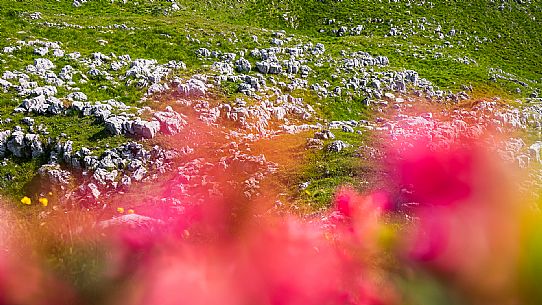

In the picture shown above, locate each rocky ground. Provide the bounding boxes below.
[0,0,540,228]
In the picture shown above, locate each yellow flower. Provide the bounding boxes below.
[117,207,125,214]
[127,209,135,214]
[39,197,48,207]
[21,196,31,205]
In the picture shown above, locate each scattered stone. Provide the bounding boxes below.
[177,77,207,96]
[67,92,88,102]
[153,107,187,135]
[132,120,160,139]
[314,130,335,140]
[306,138,324,149]
[38,164,72,186]
[342,125,355,133]
[235,58,252,73]
[34,58,55,71]
[22,117,35,126]
[328,140,349,152]
[104,117,124,135]
[87,182,101,199]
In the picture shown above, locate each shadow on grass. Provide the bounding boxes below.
[88,128,111,142]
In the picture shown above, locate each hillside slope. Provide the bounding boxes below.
[0,0,540,202]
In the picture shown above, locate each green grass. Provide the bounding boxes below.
[296,130,372,211]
